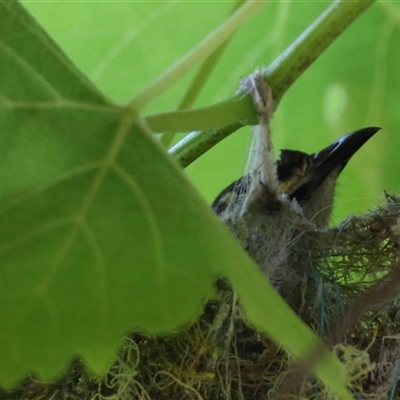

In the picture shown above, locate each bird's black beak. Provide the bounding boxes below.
[312,126,381,183]
[289,127,381,204]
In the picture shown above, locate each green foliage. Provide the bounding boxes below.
[0,1,260,385]
[3,0,398,398]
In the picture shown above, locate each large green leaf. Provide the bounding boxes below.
[0,1,229,382]
[0,1,356,397]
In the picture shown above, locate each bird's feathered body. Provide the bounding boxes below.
[212,127,380,294]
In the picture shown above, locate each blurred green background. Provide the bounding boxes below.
[21,1,400,225]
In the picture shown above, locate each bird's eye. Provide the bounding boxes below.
[297,159,310,176]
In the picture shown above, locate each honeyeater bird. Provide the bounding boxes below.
[212,126,380,229]
[211,126,380,293]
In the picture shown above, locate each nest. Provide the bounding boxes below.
[4,193,400,400]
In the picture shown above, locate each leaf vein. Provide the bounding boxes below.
[0,40,63,101]
[112,162,172,320]
[80,220,110,330]
[0,100,120,114]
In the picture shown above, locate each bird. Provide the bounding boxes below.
[211,126,381,297]
[212,127,380,229]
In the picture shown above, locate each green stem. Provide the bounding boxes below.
[168,121,246,168]
[265,0,375,104]
[168,0,375,168]
[128,0,268,112]
[177,0,245,111]
[161,0,245,148]
[175,43,231,111]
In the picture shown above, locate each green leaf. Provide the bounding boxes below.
[0,1,230,383]
[1,2,352,398]
[0,2,108,105]
[0,107,222,381]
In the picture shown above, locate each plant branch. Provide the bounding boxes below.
[161,0,246,147]
[167,0,375,168]
[128,0,268,112]
[264,0,375,104]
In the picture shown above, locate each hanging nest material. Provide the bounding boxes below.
[5,193,400,400]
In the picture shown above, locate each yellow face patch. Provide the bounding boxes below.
[280,179,293,194]
[280,157,312,195]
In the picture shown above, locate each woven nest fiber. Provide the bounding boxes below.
[6,193,400,400]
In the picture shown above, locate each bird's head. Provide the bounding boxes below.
[277,127,380,227]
